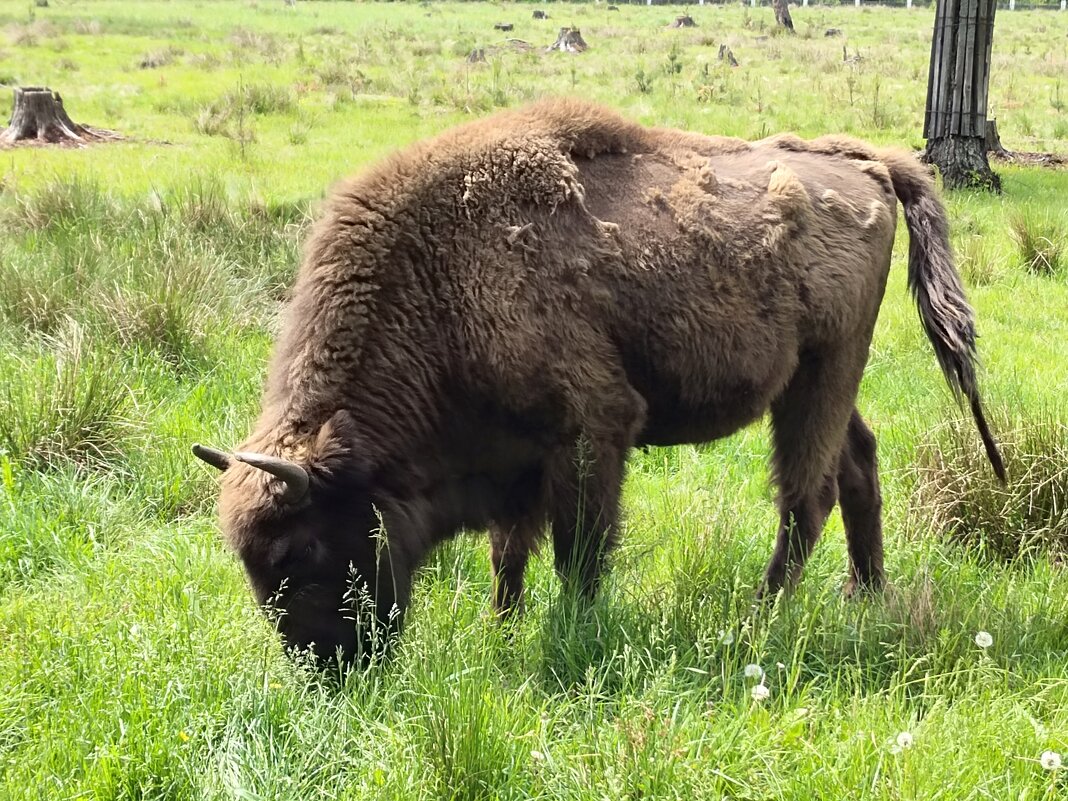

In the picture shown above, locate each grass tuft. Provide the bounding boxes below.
[913,406,1068,560]
[956,234,1002,287]
[1009,210,1065,279]
[0,324,133,470]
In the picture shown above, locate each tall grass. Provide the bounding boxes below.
[913,407,1068,560]
[1009,210,1066,279]
[0,324,132,470]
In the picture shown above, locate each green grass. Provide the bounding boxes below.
[1,2,1067,799]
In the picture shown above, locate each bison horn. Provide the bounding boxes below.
[233,451,310,504]
[192,443,233,472]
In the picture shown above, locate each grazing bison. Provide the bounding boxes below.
[194,99,1004,666]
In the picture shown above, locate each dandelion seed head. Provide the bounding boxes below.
[974,631,993,649]
[1040,751,1062,771]
[751,684,770,702]
[896,731,914,750]
[743,663,764,680]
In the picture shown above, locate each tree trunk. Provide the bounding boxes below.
[773,0,795,32]
[923,0,999,191]
[0,87,110,146]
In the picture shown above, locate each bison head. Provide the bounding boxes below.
[193,411,407,669]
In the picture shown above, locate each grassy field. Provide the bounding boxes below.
[1,1,1067,799]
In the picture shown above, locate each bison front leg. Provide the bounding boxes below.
[547,386,645,600]
[489,521,537,618]
[547,436,628,599]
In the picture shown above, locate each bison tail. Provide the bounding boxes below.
[879,149,1006,483]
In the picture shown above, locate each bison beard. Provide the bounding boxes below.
[194,99,1003,669]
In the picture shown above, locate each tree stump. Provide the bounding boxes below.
[984,117,1008,156]
[773,0,795,32]
[546,27,588,53]
[718,44,739,67]
[0,87,114,147]
[532,10,548,19]
[670,15,696,28]
[494,22,514,32]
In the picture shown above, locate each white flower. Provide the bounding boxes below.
[743,663,764,680]
[974,631,993,649]
[530,750,545,761]
[1040,750,1062,771]
[751,684,770,702]
[718,629,735,646]
[776,662,786,671]
[896,731,914,750]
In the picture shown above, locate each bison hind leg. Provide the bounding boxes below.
[838,409,885,594]
[760,347,869,597]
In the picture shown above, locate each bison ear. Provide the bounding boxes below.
[309,409,373,484]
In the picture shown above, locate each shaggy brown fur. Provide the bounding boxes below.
[199,99,1003,665]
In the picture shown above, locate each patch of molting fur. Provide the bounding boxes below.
[766,162,812,228]
[765,132,895,199]
[762,161,812,254]
[643,187,670,212]
[461,136,584,219]
[667,176,722,243]
[819,189,888,234]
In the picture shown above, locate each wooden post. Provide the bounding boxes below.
[804,0,809,6]
[855,0,861,7]
[923,0,1000,190]
[908,0,913,8]
[1009,0,1014,9]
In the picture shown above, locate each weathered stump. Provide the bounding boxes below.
[670,15,696,28]
[718,44,739,67]
[494,22,514,32]
[547,27,588,53]
[773,0,795,32]
[607,4,620,10]
[466,48,486,64]
[825,28,842,37]
[984,117,1007,156]
[532,10,548,20]
[0,87,114,146]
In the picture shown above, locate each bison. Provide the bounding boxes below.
[194,99,1004,667]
